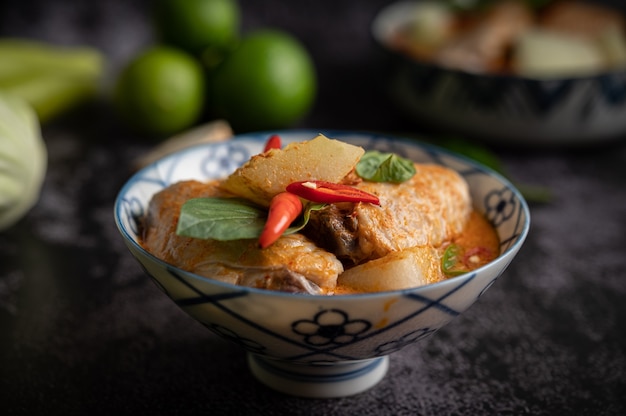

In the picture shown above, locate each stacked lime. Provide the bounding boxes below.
[209,29,317,132]
[113,0,317,138]
[114,47,205,136]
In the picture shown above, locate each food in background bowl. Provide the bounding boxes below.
[372,1,626,145]
[140,134,500,295]
[114,131,529,397]
[392,0,626,78]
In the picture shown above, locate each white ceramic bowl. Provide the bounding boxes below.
[114,130,530,397]
[372,1,626,146]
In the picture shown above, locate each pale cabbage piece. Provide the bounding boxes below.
[407,1,454,50]
[597,25,626,68]
[337,246,443,293]
[512,29,606,78]
[221,134,365,206]
[0,92,47,230]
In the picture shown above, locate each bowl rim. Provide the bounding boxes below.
[370,0,626,83]
[114,129,531,300]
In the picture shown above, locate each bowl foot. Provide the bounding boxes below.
[247,353,389,398]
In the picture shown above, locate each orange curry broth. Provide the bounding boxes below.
[332,210,500,295]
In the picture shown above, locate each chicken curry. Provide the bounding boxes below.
[140,134,500,295]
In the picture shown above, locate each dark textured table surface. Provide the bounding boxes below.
[1,1,626,415]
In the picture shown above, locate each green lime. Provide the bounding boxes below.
[153,0,240,65]
[113,46,205,137]
[208,29,317,132]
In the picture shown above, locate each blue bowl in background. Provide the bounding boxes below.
[372,1,626,146]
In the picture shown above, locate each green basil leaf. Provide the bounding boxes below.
[285,202,326,234]
[176,198,326,241]
[356,151,416,183]
[176,197,266,240]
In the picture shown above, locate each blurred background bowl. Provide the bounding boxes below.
[114,130,530,398]
[372,0,626,147]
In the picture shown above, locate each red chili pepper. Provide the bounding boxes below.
[462,246,492,268]
[286,180,380,205]
[263,134,282,152]
[259,192,303,248]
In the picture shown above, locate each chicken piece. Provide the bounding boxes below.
[305,163,471,266]
[435,0,534,72]
[540,0,625,38]
[142,180,344,294]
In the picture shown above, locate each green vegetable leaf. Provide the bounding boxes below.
[285,202,326,234]
[176,197,266,240]
[439,137,552,204]
[445,0,550,12]
[0,39,103,123]
[445,0,492,12]
[438,137,505,174]
[0,92,47,231]
[441,243,468,276]
[176,197,325,241]
[356,150,416,183]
